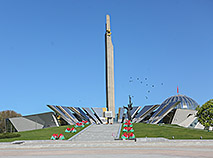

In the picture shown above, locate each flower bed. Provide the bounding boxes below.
[121,120,135,140]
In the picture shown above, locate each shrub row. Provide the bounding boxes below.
[0,133,21,139]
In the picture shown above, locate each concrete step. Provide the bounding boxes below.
[71,124,121,142]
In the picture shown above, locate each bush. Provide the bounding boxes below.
[196,99,213,130]
[0,133,21,139]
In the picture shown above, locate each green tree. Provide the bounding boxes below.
[196,99,213,130]
[0,110,22,133]
[195,105,200,111]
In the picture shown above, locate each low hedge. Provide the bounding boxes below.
[0,133,21,139]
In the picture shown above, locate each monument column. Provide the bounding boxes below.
[105,15,115,123]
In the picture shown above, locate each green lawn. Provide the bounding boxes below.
[0,124,89,142]
[132,123,213,139]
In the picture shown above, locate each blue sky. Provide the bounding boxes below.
[0,0,213,115]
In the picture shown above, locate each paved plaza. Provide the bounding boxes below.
[0,140,213,158]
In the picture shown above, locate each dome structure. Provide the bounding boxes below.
[162,95,198,110]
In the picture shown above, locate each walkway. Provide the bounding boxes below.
[71,123,120,142]
[1,140,213,158]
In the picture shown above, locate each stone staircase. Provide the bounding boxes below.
[71,123,121,142]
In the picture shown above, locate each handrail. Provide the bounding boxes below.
[115,123,123,140]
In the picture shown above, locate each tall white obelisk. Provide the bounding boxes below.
[105,15,115,123]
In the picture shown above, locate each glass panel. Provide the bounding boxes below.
[135,105,152,118]
[61,106,77,120]
[83,107,98,121]
[92,108,104,117]
[75,107,89,121]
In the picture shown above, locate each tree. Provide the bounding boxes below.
[0,110,22,133]
[196,99,213,130]
[195,105,200,111]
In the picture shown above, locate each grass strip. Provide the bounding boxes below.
[0,124,89,142]
[134,123,213,139]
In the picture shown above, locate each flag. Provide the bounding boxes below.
[177,86,179,94]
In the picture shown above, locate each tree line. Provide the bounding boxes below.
[0,110,22,133]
